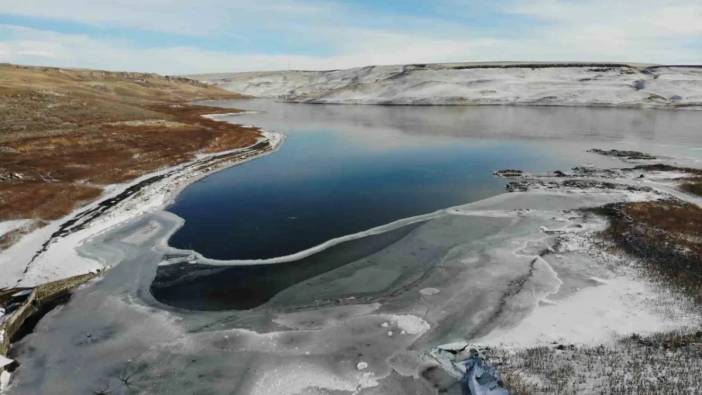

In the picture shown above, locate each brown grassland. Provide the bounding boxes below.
[0,63,259,226]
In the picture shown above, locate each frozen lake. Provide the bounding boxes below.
[7,101,702,394]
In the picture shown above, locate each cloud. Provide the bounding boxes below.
[0,1,700,73]
[501,0,702,64]
[507,0,702,38]
[0,24,498,73]
[0,0,335,36]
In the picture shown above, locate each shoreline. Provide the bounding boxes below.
[2,144,702,393]
[283,98,702,111]
[1,100,702,392]
[63,159,702,393]
[0,115,285,388]
[0,120,283,289]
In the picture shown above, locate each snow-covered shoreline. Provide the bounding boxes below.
[194,62,702,109]
[3,139,702,393]
[0,125,284,289]
[2,97,702,393]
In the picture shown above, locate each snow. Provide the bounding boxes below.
[0,355,12,369]
[3,96,702,391]
[465,182,701,348]
[0,370,10,394]
[0,129,285,288]
[164,203,443,267]
[0,220,31,238]
[437,341,469,352]
[195,63,702,109]
[419,287,440,296]
[391,315,431,335]
[475,276,698,347]
[0,356,12,394]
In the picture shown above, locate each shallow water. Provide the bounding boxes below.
[168,100,702,261]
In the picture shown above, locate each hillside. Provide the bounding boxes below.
[0,64,259,247]
[194,62,702,108]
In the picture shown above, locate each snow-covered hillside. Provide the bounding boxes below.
[194,62,702,108]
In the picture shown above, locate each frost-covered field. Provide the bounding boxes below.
[195,63,702,108]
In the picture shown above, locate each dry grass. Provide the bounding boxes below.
[485,331,702,394]
[681,179,702,197]
[591,200,702,304]
[0,64,260,224]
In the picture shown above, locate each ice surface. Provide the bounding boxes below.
[0,131,284,288]
[3,100,702,393]
[6,189,698,394]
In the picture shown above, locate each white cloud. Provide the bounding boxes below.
[0,0,334,36]
[0,25,496,73]
[507,0,702,38]
[0,1,700,73]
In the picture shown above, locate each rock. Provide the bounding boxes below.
[436,341,469,353]
[506,181,528,192]
[356,361,368,370]
[460,353,509,395]
[587,148,656,160]
[494,169,523,178]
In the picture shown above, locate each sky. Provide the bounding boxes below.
[1,0,701,74]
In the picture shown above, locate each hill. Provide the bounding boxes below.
[0,63,259,246]
[194,62,702,108]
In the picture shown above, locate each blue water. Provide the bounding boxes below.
[168,100,702,260]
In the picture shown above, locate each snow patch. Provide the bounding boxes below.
[248,360,378,395]
[476,276,698,347]
[0,220,31,238]
[390,315,431,335]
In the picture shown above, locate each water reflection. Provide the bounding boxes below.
[168,100,702,260]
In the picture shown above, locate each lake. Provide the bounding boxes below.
[167,100,702,261]
[9,101,702,394]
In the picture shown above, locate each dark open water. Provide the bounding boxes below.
[167,100,702,260]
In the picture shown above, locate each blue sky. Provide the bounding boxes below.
[1,0,701,74]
